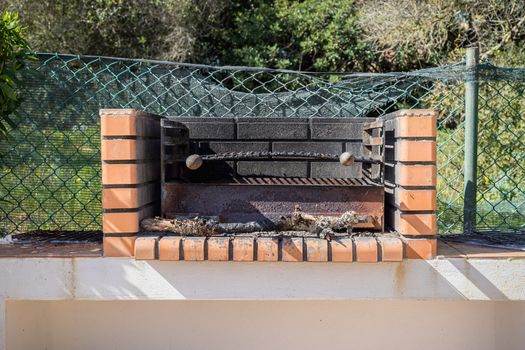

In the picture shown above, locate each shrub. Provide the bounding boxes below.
[200,0,375,71]
[359,0,525,70]
[0,10,32,139]
[4,0,227,62]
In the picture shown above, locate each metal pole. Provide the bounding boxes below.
[463,47,480,234]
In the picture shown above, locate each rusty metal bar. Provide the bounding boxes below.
[170,151,381,164]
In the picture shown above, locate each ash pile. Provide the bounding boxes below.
[142,206,376,240]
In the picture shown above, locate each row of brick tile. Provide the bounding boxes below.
[133,236,436,262]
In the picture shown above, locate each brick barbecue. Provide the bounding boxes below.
[101,109,437,261]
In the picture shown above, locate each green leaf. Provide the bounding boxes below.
[0,9,31,139]
[0,82,17,100]
[4,115,16,129]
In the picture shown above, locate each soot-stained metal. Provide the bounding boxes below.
[155,117,385,236]
[182,151,380,171]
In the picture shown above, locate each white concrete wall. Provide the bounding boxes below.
[495,302,525,349]
[2,258,525,301]
[1,257,525,350]
[7,300,519,350]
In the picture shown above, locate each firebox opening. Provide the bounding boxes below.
[140,116,387,237]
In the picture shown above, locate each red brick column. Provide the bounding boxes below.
[384,110,438,259]
[100,109,161,257]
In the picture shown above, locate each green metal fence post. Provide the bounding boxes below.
[463,47,480,233]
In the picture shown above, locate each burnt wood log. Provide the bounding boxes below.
[141,206,372,238]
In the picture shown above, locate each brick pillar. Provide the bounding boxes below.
[384,110,438,259]
[100,109,161,257]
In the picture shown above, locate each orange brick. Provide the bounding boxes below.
[103,236,136,257]
[101,111,137,136]
[102,163,138,185]
[305,238,328,262]
[135,236,158,260]
[102,184,157,210]
[232,237,254,261]
[396,189,436,211]
[159,236,181,261]
[103,187,139,209]
[183,237,205,261]
[103,212,141,234]
[395,116,437,138]
[395,140,436,162]
[377,237,403,262]
[404,238,437,259]
[103,205,157,234]
[101,139,138,160]
[100,109,161,138]
[396,165,436,187]
[257,238,279,262]
[101,139,160,161]
[330,238,353,262]
[102,162,160,185]
[397,213,437,235]
[355,237,378,262]
[281,237,303,262]
[207,237,230,261]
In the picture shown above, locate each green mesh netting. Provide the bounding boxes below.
[1,53,524,234]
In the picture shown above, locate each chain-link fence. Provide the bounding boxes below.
[1,52,524,235]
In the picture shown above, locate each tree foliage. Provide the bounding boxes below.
[0,10,32,139]
[1,0,226,62]
[359,0,525,70]
[199,0,374,71]
[3,0,525,71]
